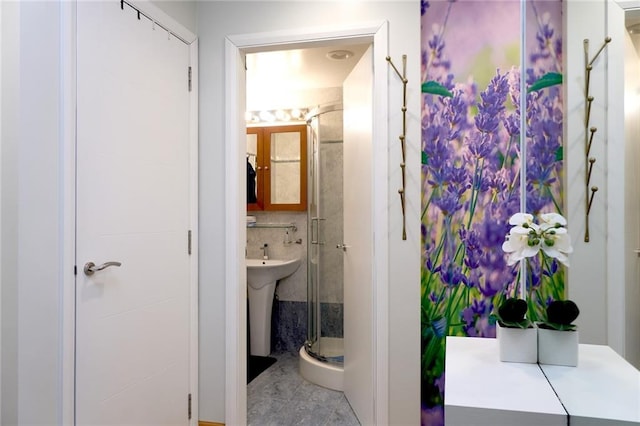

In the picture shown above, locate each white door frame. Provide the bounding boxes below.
[60,2,199,423]
[224,22,390,425]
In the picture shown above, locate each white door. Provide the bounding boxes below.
[76,3,192,424]
[624,27,640,369]
[343,45,374,424]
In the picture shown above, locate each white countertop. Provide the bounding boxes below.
[540,344,640,425]
[445,336,567,425]
[445,336,640,426]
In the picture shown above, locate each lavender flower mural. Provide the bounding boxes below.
[420,1,564,424]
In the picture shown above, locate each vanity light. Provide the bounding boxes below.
[275,110,290,121]
[246,108,309,124]
[290,108,302,119]
[259,110,275,122]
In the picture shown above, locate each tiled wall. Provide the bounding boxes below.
[246,211,308,302]
[271,300,344,354]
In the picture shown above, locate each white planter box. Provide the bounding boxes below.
[537,327,579,367]
[497,322,538,363]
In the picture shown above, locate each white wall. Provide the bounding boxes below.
[565,0,610,345]
[150,0,197,33]
[565,0,631,356]
[197,1,420,424]
[1,2,64,423]
[606,0,628,358]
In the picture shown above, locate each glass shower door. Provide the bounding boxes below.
[306,106,344,364]
[306,116,320,356]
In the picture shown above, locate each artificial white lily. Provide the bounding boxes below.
[539,212,567,230]
[508,212,535,226]
[503,212,573,267]
[540,227,573,266]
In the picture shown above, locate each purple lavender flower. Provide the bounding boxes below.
[529,8,563,73]
[432,185,465,216]
[429,291,443,304]
[462,299,495,337]
[526,184,552,216]
[459,227,481,270]
[436,261,467,287]
[421,0,429,16]
[467,132,494,159]
[421,405,444,426]
[425,26,451,73]
[422,119,453,170]
[474,71,510,134]
[533,18,555,62]
[504,114,520,137]
[434,374,445,395]
[542,257,559,277]
[442,89,471,141]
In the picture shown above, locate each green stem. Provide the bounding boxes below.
[423,334,445,377]
[541,253,564,301]
[544,184,563,216]
[422,186,437,220]
[502,134,517,169]
[446,284,469,334]
[465,157,484,230]
[423,224,449,318]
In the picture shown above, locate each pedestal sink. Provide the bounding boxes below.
[247,257,301,356]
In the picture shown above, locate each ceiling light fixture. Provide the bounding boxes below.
[326,50,354,61]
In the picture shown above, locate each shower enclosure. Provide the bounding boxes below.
[300,104,345,389]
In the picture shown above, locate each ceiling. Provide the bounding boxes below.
[246,43,368,111]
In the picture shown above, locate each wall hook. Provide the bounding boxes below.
[583,37,610,242]
[387,55,408,240]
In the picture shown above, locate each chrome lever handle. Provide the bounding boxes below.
[84,261,122,276]
[336,244,349,252]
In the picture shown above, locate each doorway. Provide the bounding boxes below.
[224,23,390,425]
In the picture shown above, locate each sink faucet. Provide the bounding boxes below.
[262,243,269,260]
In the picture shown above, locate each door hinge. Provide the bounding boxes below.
[188,66,192,92]
[188,393,192,420]
[188,230,192,255]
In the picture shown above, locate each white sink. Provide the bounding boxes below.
[246,257,301,289]
[246,257,301,357]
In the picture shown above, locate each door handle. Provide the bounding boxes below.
[311,218,318,244]
[336,244,349,252]
[84,261,122,276]
[311,217,326,245]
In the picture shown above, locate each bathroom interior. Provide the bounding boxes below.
[244,43,369,424]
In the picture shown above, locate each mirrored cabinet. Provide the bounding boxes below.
[247,124,307,211]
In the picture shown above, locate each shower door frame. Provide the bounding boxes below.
[306,104,345,364]
[224,22,390,425]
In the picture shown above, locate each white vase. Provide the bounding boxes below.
[537,327,579,367]
[497,322,538,363]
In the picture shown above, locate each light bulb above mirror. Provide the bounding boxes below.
[246,107,309,124]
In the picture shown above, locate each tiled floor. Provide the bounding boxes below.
[247,351,360,426]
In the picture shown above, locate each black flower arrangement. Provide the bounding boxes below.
[538,300,580,331]
[492,297,533,329]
